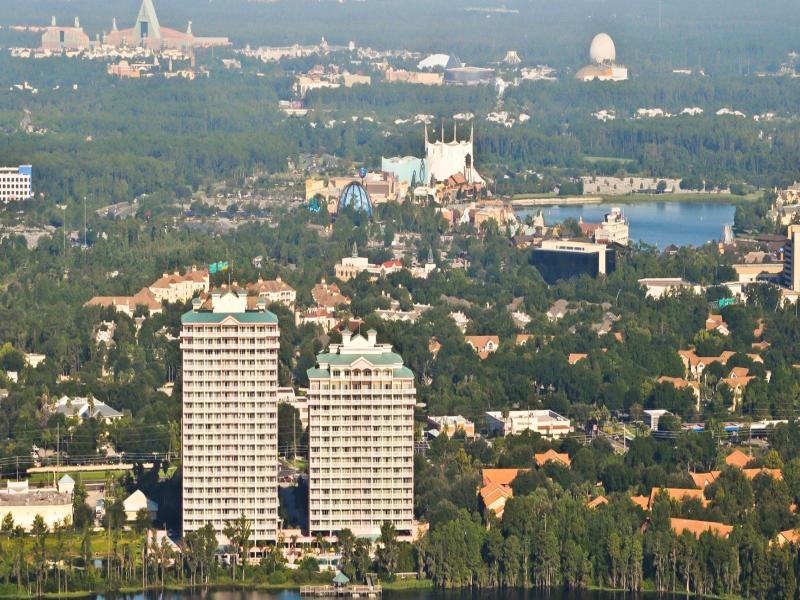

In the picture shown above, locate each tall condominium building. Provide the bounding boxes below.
[0,166,32,202]
[783,225,800,292]
[181,290,279,542]
[307,330,415,537]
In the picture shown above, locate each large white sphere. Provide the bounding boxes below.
[590,33,616,64]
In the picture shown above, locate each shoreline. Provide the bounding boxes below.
[511,192,760,207]
[0,578,435,599]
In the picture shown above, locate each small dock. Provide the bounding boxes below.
[300,585,382,597]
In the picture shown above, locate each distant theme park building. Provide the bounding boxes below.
[105,0,230,49]
[425,123,484,184]
[40,17,91,51]
[307,330,415,537]
[576,33,629,82]
[181,290,280,543]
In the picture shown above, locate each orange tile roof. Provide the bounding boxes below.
[479,483,513,507]
[630,495,649,510]
[568,353,588,365]
[534,449,571,468]
[465,335,500,349]
[247,277,295,295]
[725,449,753,469]
[705,314,726,331]
[649,487,707,509]
[775,529,800,547]
[742,467,783,481]
[658,376,700,391]
[587,495,608,509]
[671,518,733,539]
[480,468,528,518]
[312,281,350,308]
[482,468,526,487]
[689,471,720,489]
[516,334,533,346]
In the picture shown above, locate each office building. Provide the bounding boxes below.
[531,239,615,283]
[0,166,32,202]
[181,290,280,542]
[307,330,415,537]
[485,410,571,438]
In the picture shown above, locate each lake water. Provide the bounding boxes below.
[516,202,736,249]
[96,589,647,600]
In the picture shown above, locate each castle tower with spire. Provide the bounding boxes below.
[424,120,484,184]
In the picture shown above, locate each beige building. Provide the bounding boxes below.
[485,410,571,438]
[247,277,297,308]
[181,290,280,542]
[427,415,475,438]
[149,266,209,304]
[307,330,415,537]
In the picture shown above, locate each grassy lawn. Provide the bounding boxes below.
[583,156,636,165]
[382,578,433,591]
[27,470,128,485]
[511,192,558,200]
[600,192,761,204]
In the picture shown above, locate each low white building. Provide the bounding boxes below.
[0,480,72,531]
[485,410,572,438]
[55,395,123,422]
[427,415,475,438]
[23,353,46,368]
[638,278,701,299]
[643,409,672,431]
[123,489,158,522]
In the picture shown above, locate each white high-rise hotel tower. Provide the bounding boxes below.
[307,330,416,537]
[181,290,279,542]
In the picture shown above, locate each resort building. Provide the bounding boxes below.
[427,415,475,438]
[246,277,297,308]
[485,410,571,438]
[334,244,403,282]
[181,290,280,543]
[306,330,415,537]
[579,207,630,245]
[479,469,527,519]
[148,266,209,304]
[465,335,500,359]
[0,166,33,203]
